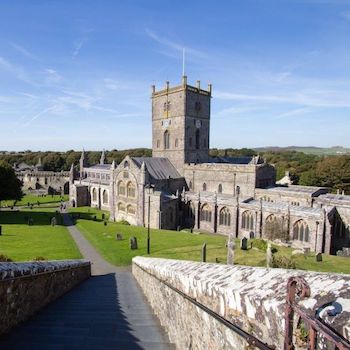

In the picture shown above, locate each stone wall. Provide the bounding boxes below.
[0,260,91,335]
[132,257,350,350]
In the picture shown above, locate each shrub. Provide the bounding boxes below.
[0,254,13,262]
[117,220,130,225]
[272,256,296,269]
[33,256,47,261]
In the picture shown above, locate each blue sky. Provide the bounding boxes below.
[0,0,350,151]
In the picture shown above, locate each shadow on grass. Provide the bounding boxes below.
[0,210,64,226]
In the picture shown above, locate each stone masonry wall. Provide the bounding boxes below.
[132,257,350,350]
[0,260,91,335]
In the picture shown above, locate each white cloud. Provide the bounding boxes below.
[72,38,87,58]
[10,42,38,61]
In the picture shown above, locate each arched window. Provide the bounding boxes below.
[118,202,125,212]
[127,205,136,215]
[202,183,207,191]
[157,140,160,148]
[102,190,108,204]
[218,184,222,193]
[118,181,125,196]
[187,201,195,218]
[175,138,178,148]
[241,211,254,230]
[200,204,211,222]
[293,220,310,242]
[195,129,200,149]
[219,207,231,226]
[164,130,170,149]
[127,182,136,198]
[124,161,129,168]
[189,181,193,190]
[92,188,97,202]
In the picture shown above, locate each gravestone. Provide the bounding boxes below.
[28,218,33,226]
[93,216,97,221]
[240,237,248,250]
[316,253,323,262]
[51,217,56,227]
[202,243,207,262]
[343,247,350,257]
[227,235,235,265]
[104,221,107,226]
[116,233,123,240]
[102,213,105,220]
[266,242,273,268]
[303,247,311,255]
[130,237,138,250]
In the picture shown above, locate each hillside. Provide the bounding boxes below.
[253,146,350,156]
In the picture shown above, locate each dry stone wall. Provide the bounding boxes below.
[0,260,91,335]
[132,257,350,350]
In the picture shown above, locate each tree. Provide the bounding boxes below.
[0,161,23,203]
[42,153,64,171]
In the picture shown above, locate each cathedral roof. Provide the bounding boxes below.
[88,164,111,170]
[132,157,182,180]
[208,156,264,165]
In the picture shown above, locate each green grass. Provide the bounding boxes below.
[69,207,350,273]
[0,208,82,261]
[1,194,68,208]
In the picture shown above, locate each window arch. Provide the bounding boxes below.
[293,220,310,242]
[218,184,222,194]
[195,129,200,149]
[92,188,97,202]
[175,138,178,148]
[164,130,170,149]
[157,140,160,148]
[200,203,211,222]
[241,211,254,230]
[187,201,195,218]
[202,183,207,191]
[127,205,136,215]
[118,181,125,196]
[189,181,193,190]
[118,202,125,212]
[102,190,108,204]
[124,160,129,168]
[127,182,136,198]
[219,207,231,226]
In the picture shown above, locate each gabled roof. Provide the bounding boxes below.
[132,157,182,180]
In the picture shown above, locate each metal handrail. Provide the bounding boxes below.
[135,263,274,350]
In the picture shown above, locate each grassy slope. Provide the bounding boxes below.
[0,208,81,261]
[70,207,350,273]
[1,194,68,207]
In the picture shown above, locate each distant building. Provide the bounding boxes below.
[70,76,350,255]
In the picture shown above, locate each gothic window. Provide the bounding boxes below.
[195,129,200,149]
[189,181,193,190]
[102,190,108,204]
[127,205,136,215]
[187,201,195,218]
[241,211,254,230]
[127,182,136,198]
[118,181,125,196]
[218,184,222,193]
[157,140,160,148]
[164,130,170,149]
[293,220,310,242]
[118,202,126,212]
[202,183,207,191]
[92,188,97,202]
[45,177,48,185]
[124,161,129,168]
[200,204,211,222]
[195,101,201,112]
[123,171,129,179]
[163,101,171,112]
[219,207,231,226]
[175,138,179,148]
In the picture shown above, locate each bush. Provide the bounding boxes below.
[272,256,296,269]
[117,220,130,225]
[0,254,12,262]
[33,256,47,261]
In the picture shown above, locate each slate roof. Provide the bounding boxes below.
[88,164,111,170]
[266,185,327,195]
[209,156,253,164]
[132,157,182,180]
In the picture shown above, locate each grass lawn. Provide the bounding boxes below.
[69,207,350,274]
[0,208,82,261]
[1,194,69,208]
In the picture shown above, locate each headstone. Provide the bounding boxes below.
[51,217,56,227]
[227,235,235,265]
[116,233,123,240]
[190,228,193,233]
[266,242,273,268]
[93,215,97,221]
[202,243,207,262]
[343,247,350,257]
[316,253,323,262]
[177,225,181,231]
[104,221,107,226]
[28,218,33,226]
[240,237,248,250]
[129,237,138,250]
[303,247,311,255]
[102,213,105,220]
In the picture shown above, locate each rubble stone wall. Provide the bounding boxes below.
[0,260,91,335]
[132,257,350,349]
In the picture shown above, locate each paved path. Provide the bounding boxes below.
[0,213,173,350]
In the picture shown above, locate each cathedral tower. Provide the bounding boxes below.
[151,76,211,175]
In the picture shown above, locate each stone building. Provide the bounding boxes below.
[70,76,350,255]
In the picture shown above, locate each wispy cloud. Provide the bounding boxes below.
[23,105,58,126]
[10,42,38,61]
[72,38,87,58]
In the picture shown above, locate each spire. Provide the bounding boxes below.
[80,149,85,160]
[111,160,116,169]
[70,163,74,172]
[100,149,106,165]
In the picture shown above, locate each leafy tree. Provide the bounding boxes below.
[0,160,23,203]
[42,153,64,171]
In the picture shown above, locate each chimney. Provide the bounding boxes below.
[208,83,212,94]
[182,75,187,86]
[196,80,201,89]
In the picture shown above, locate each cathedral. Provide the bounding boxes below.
[69,76,350,255]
